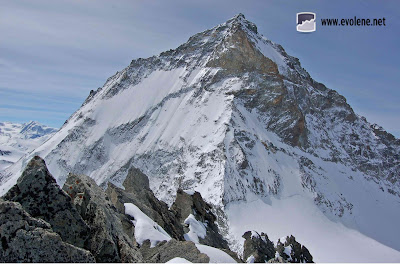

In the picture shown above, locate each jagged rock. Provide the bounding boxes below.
[123,166,150,192]
[139,239,209,263]
[242,231,275,262]
[63,173,143,262]
[2,156,90,248]
[0,199,95,263]
[171,188,229,250]
[206,17,279,76]
[106,166,184,240]
[276,235,313,263]
[242,232,313,263]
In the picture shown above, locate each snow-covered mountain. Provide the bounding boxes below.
[0,121,57,170]
[1,14,399,262]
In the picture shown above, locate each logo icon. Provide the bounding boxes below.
[297,12,316,32]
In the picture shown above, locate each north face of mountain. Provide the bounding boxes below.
[0,14,399,262]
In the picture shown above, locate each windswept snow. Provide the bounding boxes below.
[195,244,237,263]
[1,14,399,263]
[226,196,400,263]
[166,257,192,263]
[183,214,207,243]
[124,203,171,247]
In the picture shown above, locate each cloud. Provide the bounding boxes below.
[0,0,398,137]
[297,19,316,32]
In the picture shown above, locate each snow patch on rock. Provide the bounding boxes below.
[124,203,171,247]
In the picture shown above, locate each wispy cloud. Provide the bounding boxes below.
[1,0,399,137]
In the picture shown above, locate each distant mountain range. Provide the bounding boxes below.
[0,121,57,170]
[1,14,399,262]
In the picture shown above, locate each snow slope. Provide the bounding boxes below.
[125,202,236,263]
[195,244,237,263]
[166,257,192,263]
[1,14,399,262]
[227,198,400,262]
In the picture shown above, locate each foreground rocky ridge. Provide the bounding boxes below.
[0,198,95,263]
[1,14,399,260]
[0,156,313,262]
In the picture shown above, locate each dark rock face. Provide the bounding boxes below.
[242,231,313,263]
[242,231,276,262]
[1,156,143,263]
[204,15,307,148]
[171,188,229,250]
[206,21,279,76]
[2,156,90,248]
[62,173,143,262]
[123,166,150,192]
[0,199,95,263]
[0,150,11,156]
[139,239,210,263]
[2,156,315,263]
[276,235,313,263]
[106,166,184,240]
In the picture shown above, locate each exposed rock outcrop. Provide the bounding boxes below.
[1,156,143,263]
[171,188,229,250]
[0,199,95,263]
[242,231,313,263]
[2,156,90,248]
[106,166,184,240]
[1,156,315,263]
[62,173,143,262]
[242,231,275,262]
[140,239,210,263]
[276,236,313,263]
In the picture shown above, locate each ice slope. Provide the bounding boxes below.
[1,14,399,262]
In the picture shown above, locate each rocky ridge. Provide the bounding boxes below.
[1,14,399,261]
[242,231,313,263]
[0,198,95,263]
[1,156,313,262]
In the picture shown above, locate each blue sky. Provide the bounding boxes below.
[1,0,399,137]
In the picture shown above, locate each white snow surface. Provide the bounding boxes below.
[227,197,400,263]
[183,214,207,243]
[195,244,237,263]
[0,121,57,170]
[246,255,255,263]
[1,14,399,263]
[166,257,192,263]
[124,203,171,247]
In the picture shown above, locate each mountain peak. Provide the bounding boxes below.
[233,13,246,20]
[2,14,400,262]
[223,13,258,34]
